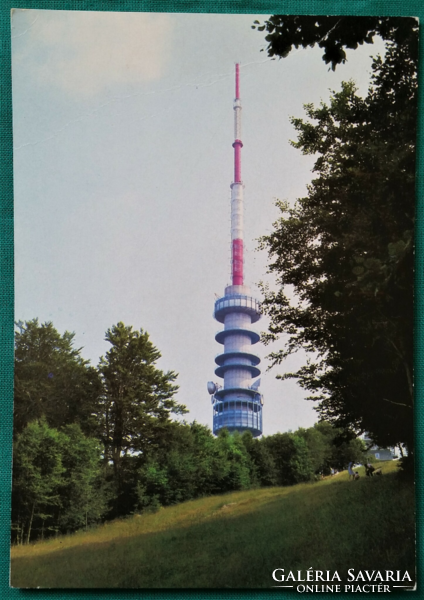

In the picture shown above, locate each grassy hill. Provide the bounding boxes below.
[10,462,415,588]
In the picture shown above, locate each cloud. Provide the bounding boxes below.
[12,9,173,97]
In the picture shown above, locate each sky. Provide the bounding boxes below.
[11,10,386,435]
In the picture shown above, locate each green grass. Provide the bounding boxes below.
[11,462,415,588]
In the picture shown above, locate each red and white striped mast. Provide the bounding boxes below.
[231,63,244,285]
[208,62,263,437]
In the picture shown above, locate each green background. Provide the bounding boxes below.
[1,0,422,598]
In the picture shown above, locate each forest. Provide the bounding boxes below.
[12,319,366,545]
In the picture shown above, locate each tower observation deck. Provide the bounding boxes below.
[207,64,263,437]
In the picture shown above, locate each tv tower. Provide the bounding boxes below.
[207,64,263,437]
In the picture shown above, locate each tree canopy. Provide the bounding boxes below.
[252,15,418,71]
[256,16,417,451]
[98,322,186,477]
[12,419,106,544]
[14,319,102,437]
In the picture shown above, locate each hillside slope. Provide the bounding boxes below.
[11,463,415,588]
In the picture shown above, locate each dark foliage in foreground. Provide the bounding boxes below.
[252,15,418,71]
[255,16,417,452]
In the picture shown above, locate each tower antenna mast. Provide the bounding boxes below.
[207,63,264,437]
[231,63,244,285]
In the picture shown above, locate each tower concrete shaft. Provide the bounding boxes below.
[208,64,263,437]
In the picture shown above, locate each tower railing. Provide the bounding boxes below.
[214,295,261,323]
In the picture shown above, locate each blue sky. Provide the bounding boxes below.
[11,10,386,434]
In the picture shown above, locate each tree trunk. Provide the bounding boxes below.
[404,360,413,406]
[387,336,413,406]
[16,520,23,545]
[26,502,35,544]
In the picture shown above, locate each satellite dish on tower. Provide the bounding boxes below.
[250,378,261,391]
[207,381,217,395]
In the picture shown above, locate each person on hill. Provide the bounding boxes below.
[365,463,375,477]
[348,462,355,480]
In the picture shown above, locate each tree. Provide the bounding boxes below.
[14,319,102,437]
[241,430,277,487]
[262,432,314,485]
[135,422,202,511]
[214,429,252,491]
[331,437,367,471]
[257,17,417,452]
[58,424,108,533]
[294,422,366,474]
[252,16,418,71]
[12,420,107,543]
[296,425,333,475]
[98,322,186,478]
[12,419,65,543]
[188,421,227,495]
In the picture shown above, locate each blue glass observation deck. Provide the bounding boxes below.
[209,285,263,437]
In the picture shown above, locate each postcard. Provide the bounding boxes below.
[9,10,417,590]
